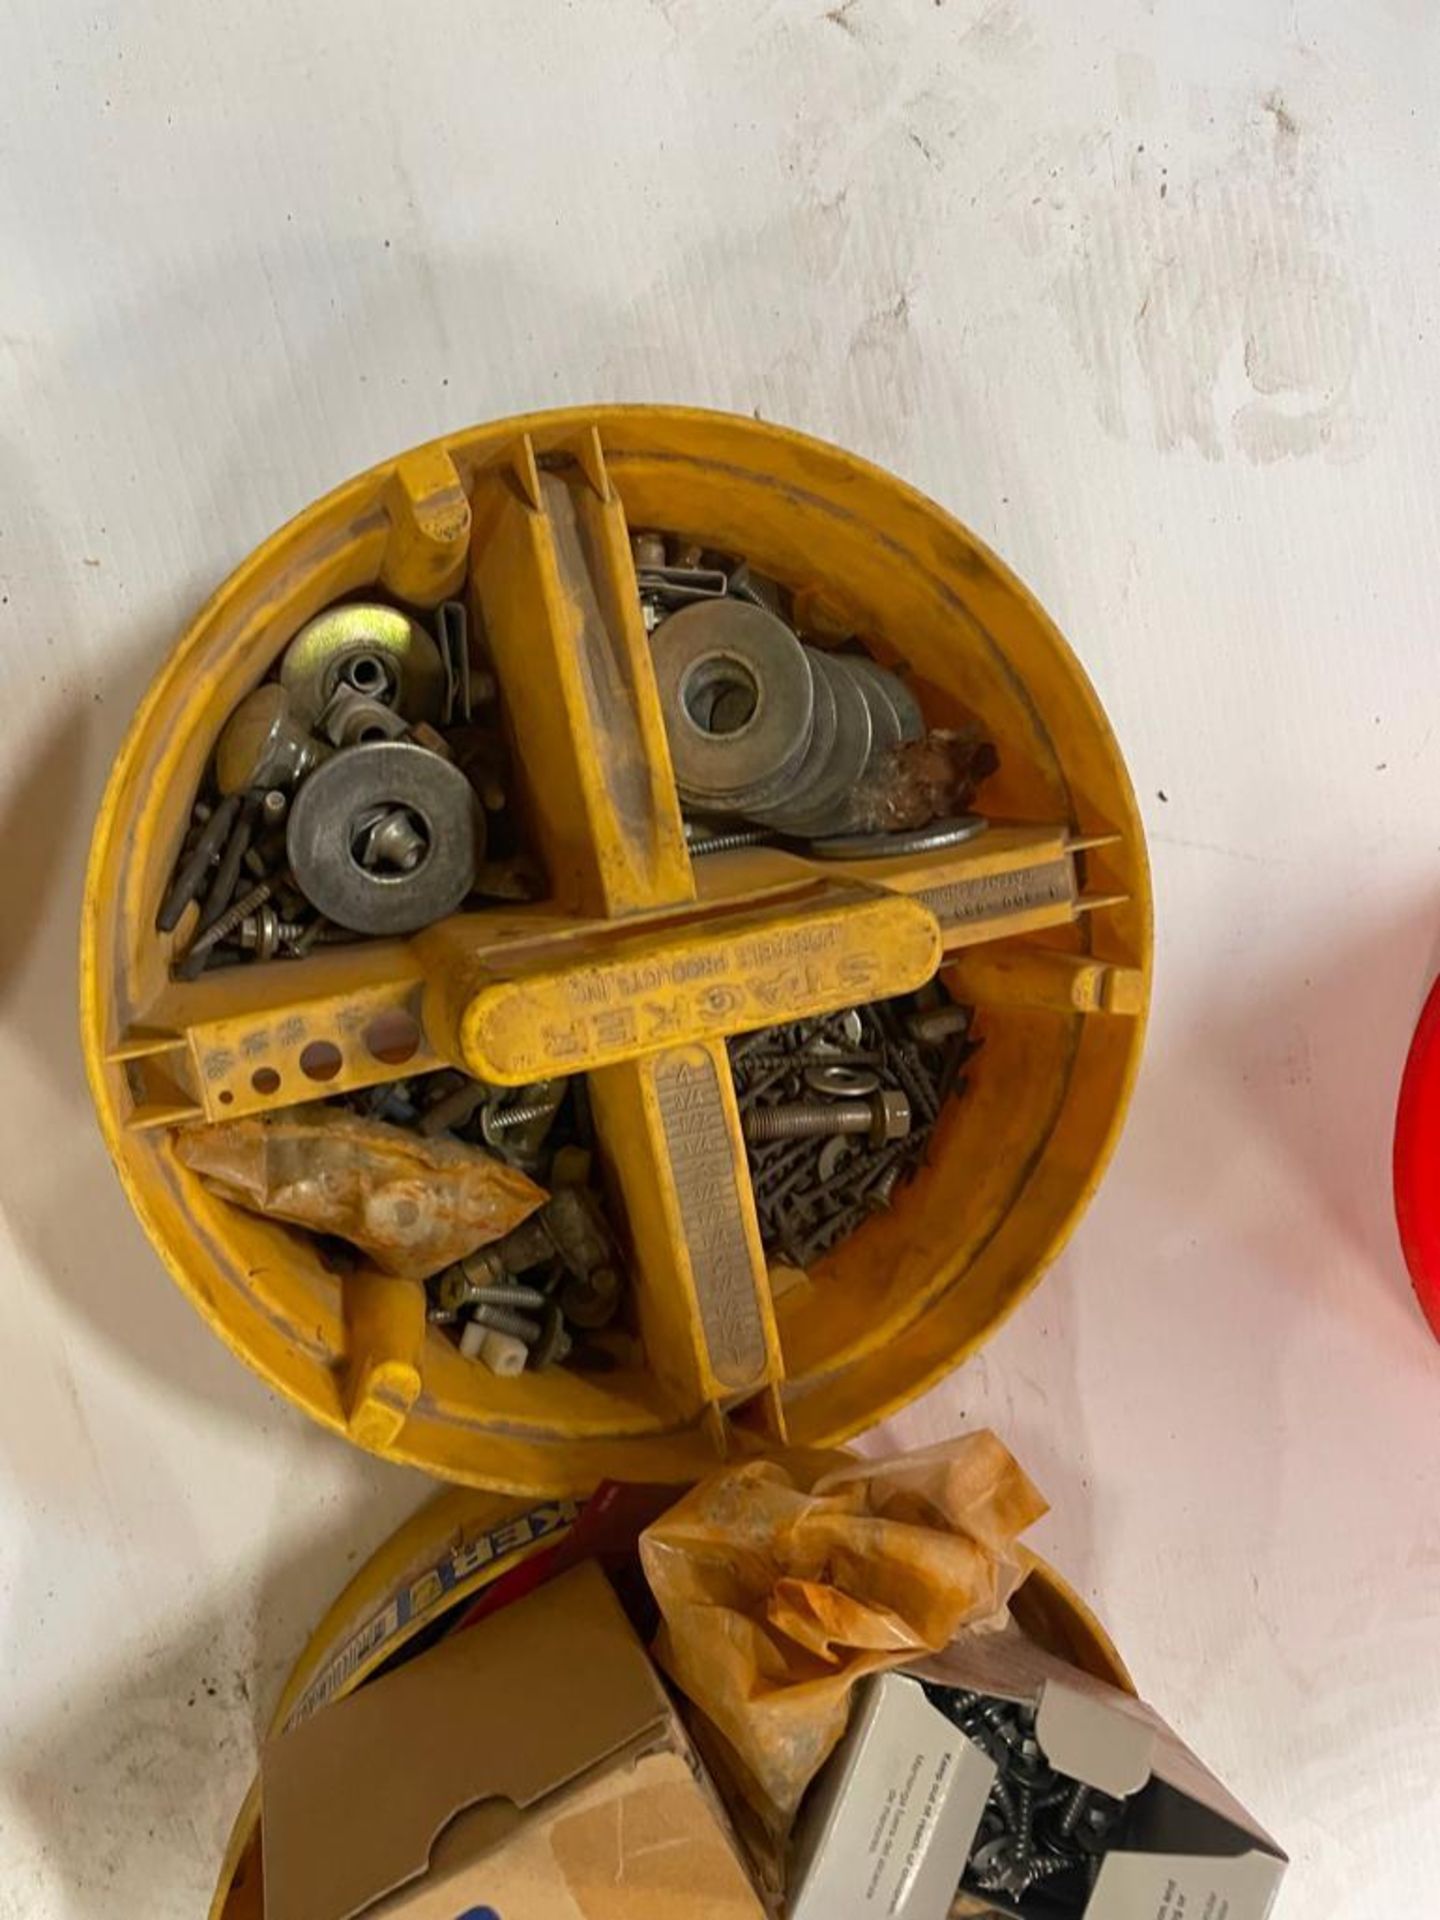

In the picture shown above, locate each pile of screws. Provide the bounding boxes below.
[923,1687,1128,1912]
[729,990,977,1268]
[158,598,530,975]
[339,1070,626,1378]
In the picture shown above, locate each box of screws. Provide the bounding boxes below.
[911,1626,1289,1920]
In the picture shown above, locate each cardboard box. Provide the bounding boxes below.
[261,1561,766,1920]
[787,1668,993,1920]
[789,1627,1287,1920]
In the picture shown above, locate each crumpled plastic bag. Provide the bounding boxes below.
[174,1104,545,1279]
[639,1433,1046,1843]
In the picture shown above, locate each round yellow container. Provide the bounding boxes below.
[207,1487,1133,1919]
[82,407,1151,1493]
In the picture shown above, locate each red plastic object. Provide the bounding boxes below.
[1394,973,1440,1339]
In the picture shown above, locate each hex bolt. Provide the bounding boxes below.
[742,1089,911,1147]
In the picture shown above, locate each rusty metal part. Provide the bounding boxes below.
[215,686,330,795]
[286,741,484,935]
[279,602,447,725]
[845,727,1001,835]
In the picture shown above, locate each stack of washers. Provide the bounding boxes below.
[650,598,925,840]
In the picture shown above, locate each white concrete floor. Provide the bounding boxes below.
[2,1,1438,1912]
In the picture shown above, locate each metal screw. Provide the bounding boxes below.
[467,1302,541,1342]
[687,826,775,856]
[356,805,428,871]
[182,877,275,963]
[485,1097,563,1133]
[235,905,307,961]
[1058,1781,1092,1838]
[743,1089,910,1147]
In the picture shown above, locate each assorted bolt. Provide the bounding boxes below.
[921,1686,1129,1912]
[328,1069,626,1379]
[730,990,979,1268]
[158,596,515,972]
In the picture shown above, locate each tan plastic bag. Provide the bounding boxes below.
[174,1105,545,1279]
[640,1433,1046,1845]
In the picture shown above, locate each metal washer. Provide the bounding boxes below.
[760,651,875,837]
[280,603,447,726]
[287,741,485,935]
[652,599,815,812]
[836,651,925,744]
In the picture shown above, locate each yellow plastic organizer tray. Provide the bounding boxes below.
[82,407,1151,1494]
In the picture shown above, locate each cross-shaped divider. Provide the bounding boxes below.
[92,413,1146,1491]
